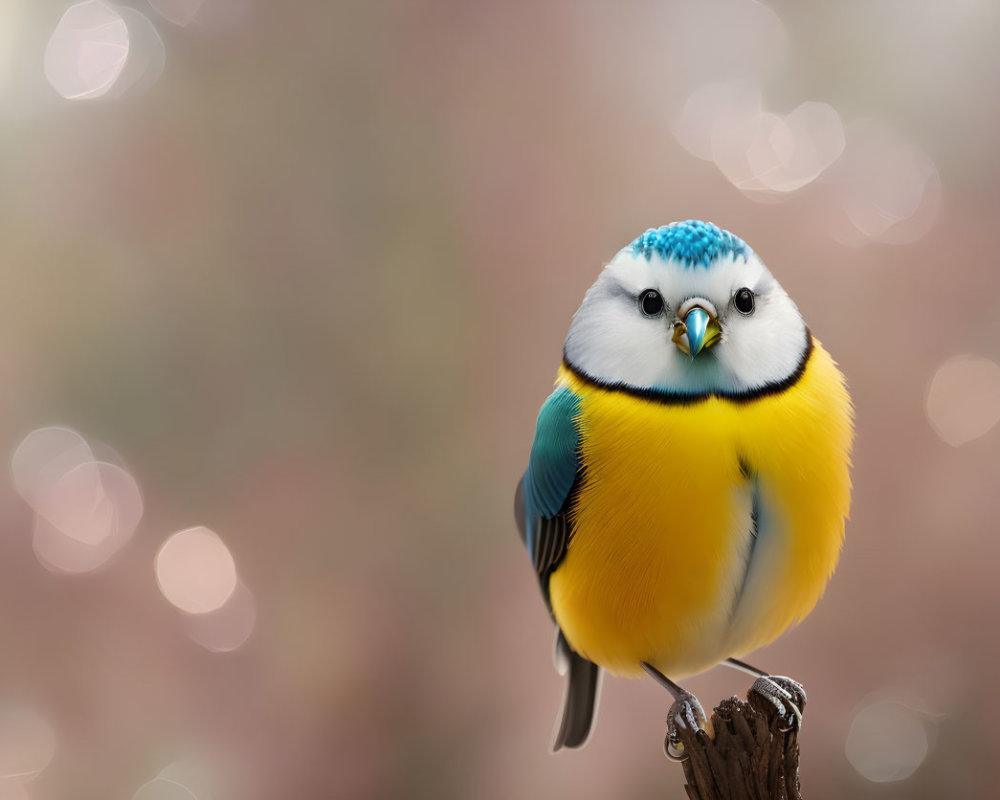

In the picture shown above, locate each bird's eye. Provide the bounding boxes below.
[639,289,664,317]
[733,288,755,315]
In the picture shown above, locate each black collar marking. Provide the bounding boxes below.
[563,330,814,407]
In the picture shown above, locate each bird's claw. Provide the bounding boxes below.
[664,690,707,762]
[749,675,806,732]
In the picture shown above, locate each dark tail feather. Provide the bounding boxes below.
[553,633,601,750]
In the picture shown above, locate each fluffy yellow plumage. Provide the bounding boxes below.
[549,336,853,679]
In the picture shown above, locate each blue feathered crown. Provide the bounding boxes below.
[628,221,751,268]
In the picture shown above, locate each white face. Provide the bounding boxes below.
[563,247,809,396]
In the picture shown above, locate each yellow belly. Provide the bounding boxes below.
[548,339,853,678]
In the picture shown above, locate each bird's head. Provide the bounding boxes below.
[563,221,809,397]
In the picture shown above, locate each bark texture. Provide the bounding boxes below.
[672,691,803,800]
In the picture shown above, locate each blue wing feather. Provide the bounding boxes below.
[521,387,582,558]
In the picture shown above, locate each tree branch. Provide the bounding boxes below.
[671,689,804,800]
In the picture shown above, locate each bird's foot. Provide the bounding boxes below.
[748,675,806,732]
[664,690,708,762]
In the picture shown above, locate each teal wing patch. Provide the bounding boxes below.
[517,387,582,577]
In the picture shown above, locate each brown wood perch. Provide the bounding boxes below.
[670,687,804,800]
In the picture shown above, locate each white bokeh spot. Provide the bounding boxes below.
[674,82,845,199]
[846,700,930,783]
[44,1,130,100]
[11,427,143,574]
[155,527,238,615]
[926,355,1000,447]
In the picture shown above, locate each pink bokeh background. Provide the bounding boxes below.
[0,1,998,798]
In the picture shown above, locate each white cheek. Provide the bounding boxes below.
[566,301,672,386]
[717,294,806,387]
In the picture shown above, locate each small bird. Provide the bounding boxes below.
[515,221,853,751]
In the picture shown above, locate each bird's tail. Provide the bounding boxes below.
[553,632,601,750]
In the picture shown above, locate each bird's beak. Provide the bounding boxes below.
[672,307,721,357]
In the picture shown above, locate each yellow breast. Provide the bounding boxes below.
[548,338,853,678]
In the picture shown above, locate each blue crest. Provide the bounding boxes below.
[628,220,751,267]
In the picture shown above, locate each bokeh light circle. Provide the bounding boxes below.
[31,462,143,575]
[44,1,130,100]
[12,428,143,574]
[675,83,845,199]
[713,102,845,197]
[846,700,929,782]
[155,528,238,614]
[926,355,1000,447]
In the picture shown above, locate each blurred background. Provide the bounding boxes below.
[0,0,998,798]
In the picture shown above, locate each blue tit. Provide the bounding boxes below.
[515,221,853,749]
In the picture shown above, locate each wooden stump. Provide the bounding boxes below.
[671,690,803,800]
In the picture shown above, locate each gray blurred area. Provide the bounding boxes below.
[0,1,999,798]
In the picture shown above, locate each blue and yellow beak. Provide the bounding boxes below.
[672,307,722,357]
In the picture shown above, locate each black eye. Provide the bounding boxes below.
[733,288,755,315]
[639,289,664,317]
[639,289,663,317]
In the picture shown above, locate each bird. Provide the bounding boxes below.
[514,220,853,752]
